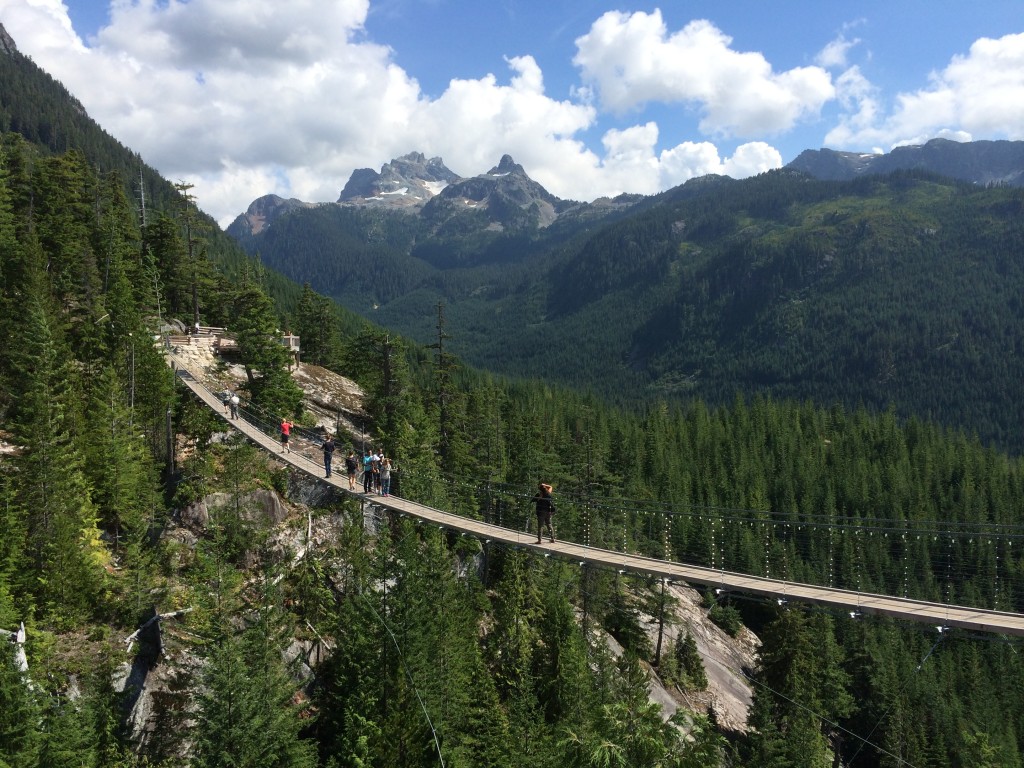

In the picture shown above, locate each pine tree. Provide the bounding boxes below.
[83,365,161,552]
[38,694,101,768]
[142,213,188,319]
[294,283,341,368]
[194,560,317,768]
[745,608,844,768]
[674,630,708,691]
[487,549,544,758]
[230,277,302,416]
[0,641,42,766]
[9,285,106,624]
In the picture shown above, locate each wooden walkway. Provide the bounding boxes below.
[169,355,1024,638]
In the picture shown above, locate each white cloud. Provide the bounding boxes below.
[722,142,784,177]
[826,31,1024,150]
[572,11,835,137]
[658,140,781,189]
[816,34,860,69]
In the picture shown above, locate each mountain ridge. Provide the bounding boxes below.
[786,137,1024,186]
[231,137,1024,241]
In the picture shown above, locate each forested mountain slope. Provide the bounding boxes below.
[0,25,330,319]
[236,168,1024,453]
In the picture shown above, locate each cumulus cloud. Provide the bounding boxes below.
[826,31,1024,150]
[3,0,792,225]
[573,10,835,137]
[659,140,781,189]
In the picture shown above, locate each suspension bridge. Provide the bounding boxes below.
[167,350,1024,638]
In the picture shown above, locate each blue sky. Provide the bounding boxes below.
[5,1,1023,225]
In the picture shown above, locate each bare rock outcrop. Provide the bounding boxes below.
[180,489,288,529]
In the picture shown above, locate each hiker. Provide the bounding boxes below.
[228,392,240,419]
[372,450,382,493]
[531,482,556,544]
[380,456,392,497]
[322,434,335,478]
[362,450,374,493]
[280,418,293,453]
[345,450,358,490]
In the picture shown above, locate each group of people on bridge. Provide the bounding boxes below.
[315,431,393,497]
[355,449,392,496]
[273,412,555,541]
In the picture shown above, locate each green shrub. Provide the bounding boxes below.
[708,604,743,637]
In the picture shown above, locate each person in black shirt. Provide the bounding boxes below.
[322,434,336,478]
[345,450,358,490]
[531,482,556,544]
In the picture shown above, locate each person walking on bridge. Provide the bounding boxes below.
[280,418,293,453]
[380,456,392,496]
[322,434,336,478]
[345,450,358,490]
[531,482,556,544]
[362,450,374,493]
[228,392,239,420]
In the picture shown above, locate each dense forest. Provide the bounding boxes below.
[3,32,1024,768]
[236,166,1024,456]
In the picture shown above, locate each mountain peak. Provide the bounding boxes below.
[230,194,314,236]
[338,152,460,208]
[0,23,19,56]
[425,154,564,230]
[488,154,526,177]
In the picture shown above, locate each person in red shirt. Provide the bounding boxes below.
[280,418,293,453]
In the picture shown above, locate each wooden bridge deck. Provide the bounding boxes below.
[169,356,1024,637]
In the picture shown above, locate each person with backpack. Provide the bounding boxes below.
[322,433,335,478]
[531,482,556,544]
[345,450,358,490]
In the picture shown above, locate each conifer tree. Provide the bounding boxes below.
[674,630,708,691]
[0,641,42,766]
[142,213,188,319]
[746,608,847,768]
[83,365,161,552]
[194,558,317,768]
[38,693,101,768]
[31,151,104,349]
[487,549,544,756]
[230,275,302,416]
[294,283,341,368]
[10,284,105,624]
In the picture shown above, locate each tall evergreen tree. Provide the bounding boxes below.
[230,275,302,416]
[0,641,42,766]
[746,608,850,768]
[9,282,106,624]
[194,559,317,768]
[294,283,341,368]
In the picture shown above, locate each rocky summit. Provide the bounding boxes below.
[229,193,316,236]
[228,151,580,238]
[337,151,460,209]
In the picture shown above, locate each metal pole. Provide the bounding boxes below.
[166,407,174,478]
